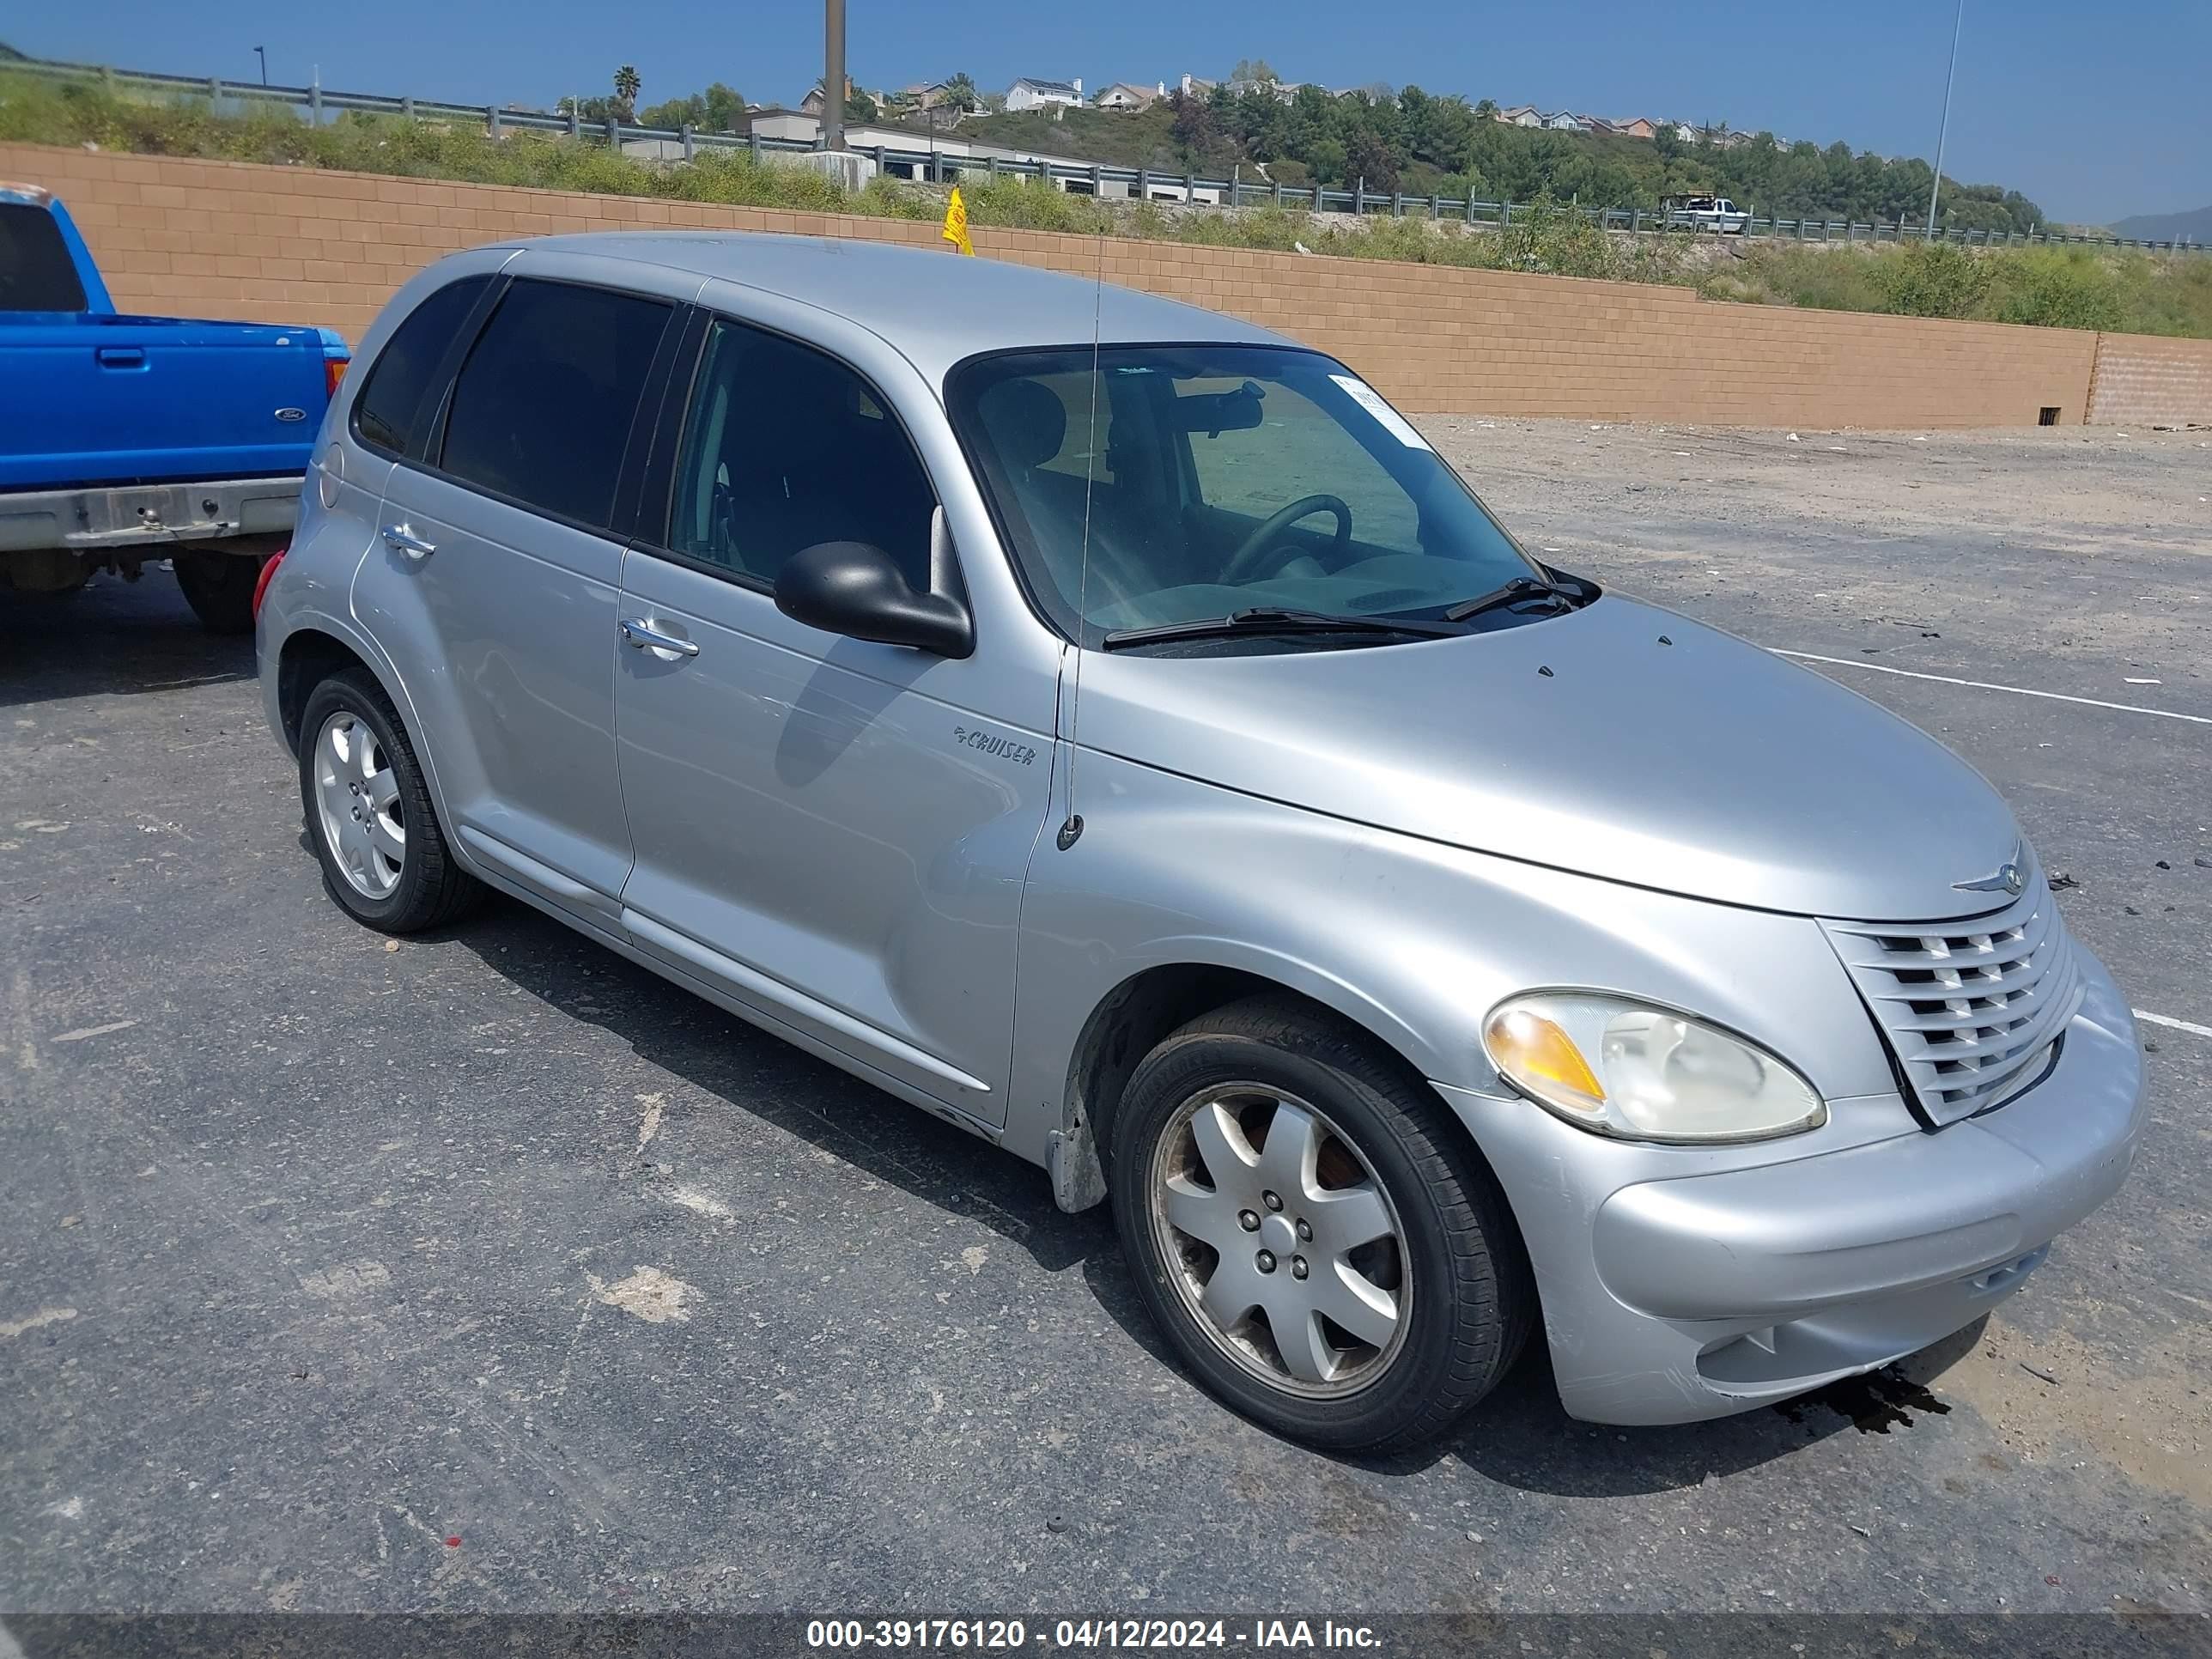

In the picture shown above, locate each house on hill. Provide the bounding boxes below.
[895,79,982,112]
[799,76,860,116]
[1225,76,1311,105]
[1494,104,1541,126]
[1094,81,1158,112]
[1006,76,1084,112]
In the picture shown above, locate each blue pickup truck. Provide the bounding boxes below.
[1,182,349,631]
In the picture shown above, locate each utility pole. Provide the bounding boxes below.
[1927,0,1963,238]
[823,0,847,152]
[253,46,267,86]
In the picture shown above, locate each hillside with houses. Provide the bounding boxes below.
[747,64,2045,233]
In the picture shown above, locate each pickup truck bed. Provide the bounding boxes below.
[0,183,349,631]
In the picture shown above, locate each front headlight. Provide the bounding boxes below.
[1482,993,1826,1144]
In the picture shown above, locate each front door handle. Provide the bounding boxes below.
[381,523,436,560]
[619,617,700,658]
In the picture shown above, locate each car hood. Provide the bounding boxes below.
[1075,595,2023,922]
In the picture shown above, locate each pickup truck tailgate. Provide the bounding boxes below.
[0,314,340,492]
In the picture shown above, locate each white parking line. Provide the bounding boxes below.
[2136,1009,2212,1040]
[1772,651,2212,726]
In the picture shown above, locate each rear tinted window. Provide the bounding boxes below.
[0,202,90,312]
[438,278,672,531]
[354,275,491,455]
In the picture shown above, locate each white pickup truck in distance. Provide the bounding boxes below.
[1663,195,1750,234]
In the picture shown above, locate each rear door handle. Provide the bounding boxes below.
[381,523,436,560]
[620,617,700,658]
[96,346,147,369]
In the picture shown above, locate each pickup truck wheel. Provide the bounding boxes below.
[298,669,484,933]
[174,551,263,635]
[1111,996,1532,1452]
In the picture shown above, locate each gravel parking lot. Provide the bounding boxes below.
[2,420,2208,1626]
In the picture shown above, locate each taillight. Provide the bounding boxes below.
[252,548,287,621]
[325,356,349,400]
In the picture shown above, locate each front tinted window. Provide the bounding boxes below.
[0,202,89,312]
[439,279,672,529]
[949,345,1540,644]
[1180,374,1420,553]
[353,274,489,456]
[662,318,938,587]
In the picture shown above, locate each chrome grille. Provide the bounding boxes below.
[1821,878,2083,1126]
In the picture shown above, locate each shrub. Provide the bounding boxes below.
[1987,247,2124,331]
[1874,239,1991,319]
[1726,246,1887,313]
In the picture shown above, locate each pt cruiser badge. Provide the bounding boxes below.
[954,726,1037,767]
[1954,848,2027,895]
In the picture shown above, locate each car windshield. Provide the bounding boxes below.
[947,345,1549,648]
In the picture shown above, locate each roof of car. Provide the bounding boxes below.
[501,231,1295,383]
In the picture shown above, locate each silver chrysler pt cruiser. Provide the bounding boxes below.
[259,233,2142,1449]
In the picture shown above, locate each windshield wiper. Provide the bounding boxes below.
[1101,606,1465,652]
[1442,574,1573,623]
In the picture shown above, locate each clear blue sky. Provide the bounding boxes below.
[13,1,2208,224]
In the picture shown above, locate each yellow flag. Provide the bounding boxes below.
[941,185,975,257]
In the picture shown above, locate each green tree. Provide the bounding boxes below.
[559,93,616,124]
[1435,168,1488,204]
[1230,82,1291,159]
[1168,90,1218,162]
[640,82,748,133]
[941,71,977,111]
[1230,58,1279,84]
[1396,86,1436,155]
[612,64,641,122]
[703,82,747,130]
[1344,128,1400,194]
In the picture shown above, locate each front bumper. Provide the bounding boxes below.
[1435,946,2142,1425]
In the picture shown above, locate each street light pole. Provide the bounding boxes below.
[823,0,846,153]
[1927,0,1963,238]
[253,46,267,85]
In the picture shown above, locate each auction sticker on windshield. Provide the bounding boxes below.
[1329,374,1432,450]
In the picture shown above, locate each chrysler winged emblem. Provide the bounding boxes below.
[1954,847,2026,896]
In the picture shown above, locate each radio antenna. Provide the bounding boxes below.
[1055,224,1107,854]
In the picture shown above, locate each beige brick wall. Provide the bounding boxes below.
[2,142,2123,428]
[2087,333,2212,426]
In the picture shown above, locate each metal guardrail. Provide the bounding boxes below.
[13,58,2206,255]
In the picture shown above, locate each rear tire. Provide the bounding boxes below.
[174,551,263,634]
[298,668,484,933]
[1110,995,1533,1452]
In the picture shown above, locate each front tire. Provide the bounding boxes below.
[298,668,484,933]
[174,550,264,634]
[1110,996,1532,1452]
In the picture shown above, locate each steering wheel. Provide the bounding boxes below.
[1219,494,1352,586]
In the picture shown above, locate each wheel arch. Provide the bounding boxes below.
[276,626,377,757]
[274,623,462,877]
[1060,951,1477,1191]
